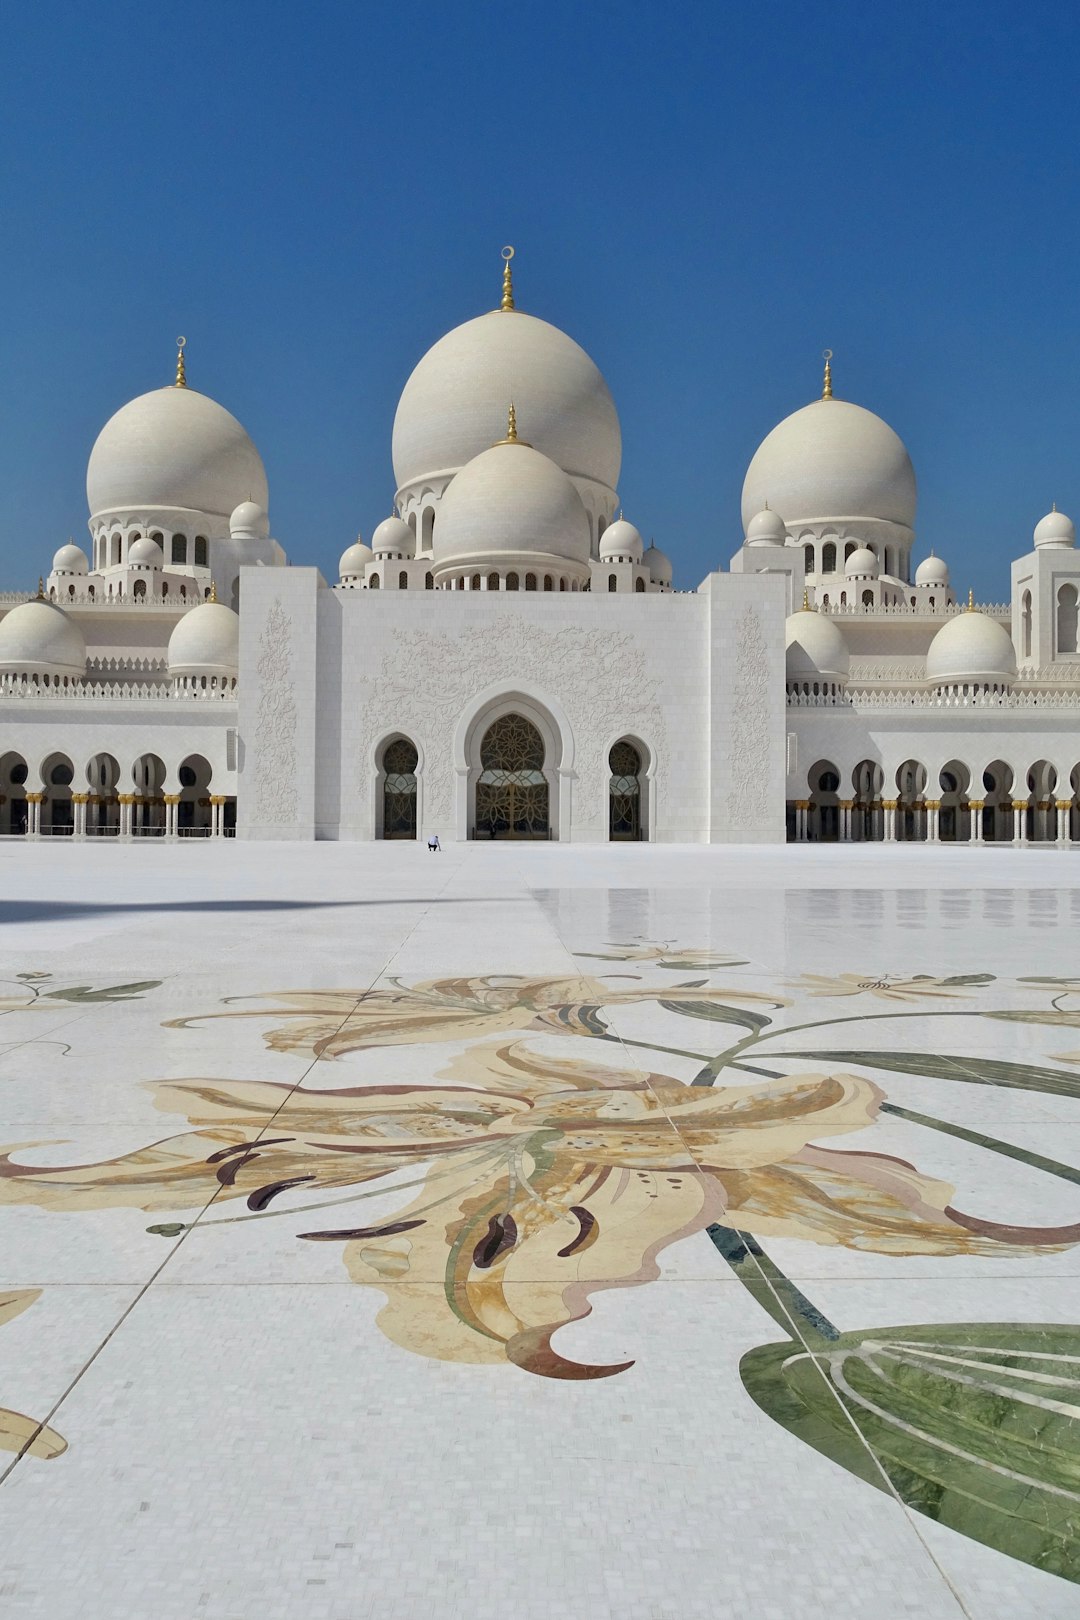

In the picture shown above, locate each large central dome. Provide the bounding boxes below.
[87,385,268,522]
[741,397,916,533]
[392,309,622,495]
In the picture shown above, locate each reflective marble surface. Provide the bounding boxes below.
[2,841,1080,1618]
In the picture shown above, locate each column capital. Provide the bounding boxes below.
[1056,799,1075,811]
[924,800,942,811]
[967,799,985,811]
[116,793,136,805]
[208,795,228,806]
[24,791,44,804]
[881,799,898,811]
[70,792,90,804]
[1010,799,1029,811]
[837,799,855,811]
[162,794,182,806]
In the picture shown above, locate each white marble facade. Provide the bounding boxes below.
[2,254,1079,846]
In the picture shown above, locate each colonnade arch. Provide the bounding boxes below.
[0,745,233,837]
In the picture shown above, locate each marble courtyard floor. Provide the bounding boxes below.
[2,840,1080,1620]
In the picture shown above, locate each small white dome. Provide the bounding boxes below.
[785,607,850,683]
[87,386,268,522]
[599,519,643,561]
[128,536,164,567]
[915,553,949,586]
[393,309,621,496]
[167,601,240,678]
[51,543,88,575]
[744,507,787,546]
[433,441,590,570]
[1034,508,1075,549]
[230,500,270,540]
[742,397,916,532]
[0,599,87,678]
[845,546,879,578]
[644,542,672,587]
[371,516,415,557]
[339,539,373,579]
[925,610,1017,687]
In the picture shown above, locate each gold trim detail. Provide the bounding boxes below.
[500,246,515,312]
[175,336,187,388]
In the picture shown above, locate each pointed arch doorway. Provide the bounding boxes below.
[474,713,550,839]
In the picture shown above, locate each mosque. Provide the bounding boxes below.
[1,248,1078,846]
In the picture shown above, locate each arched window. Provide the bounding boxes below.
[822,541,837,573]
[862,588,874,607]
[471,574,480,591]
[506,572,519,591]
[804,543,814,573]
[111,534,121,566]
[845,541,857,562]
[476,714,548,840]
[398,570,408,590]
[488,572,499,591]
[609,740,642,841]
[839,591,847,605]
[370,574,380,589]
[133,578,147,598]
[1022,589,1032,658]
[162,581,169,598]
[425,572,434,590]
[543,575,553,591]
[525,573,536,591]
[608,573,617,592]
[635,576,645,592]
[381,737,418,839]
[171,535,187,565]
[88,585,95,599]
[421,509,435,551]
[194,537,209,567]
[559,578,566,592]
[1058,584,1078,654]
[822,593,830,606]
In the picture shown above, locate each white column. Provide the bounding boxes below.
[26,793,42,838]
[1012,800,1027,846]
[969,801,984,844]
[926,801,940,843]
[72,795,88,839]
[1057,801,1072,846]
[795,801,808,842]
[882,800,897,842]
[164,796,179,839]
[118,796,133,839]
[839,801,853,841]
[210,796,224,838]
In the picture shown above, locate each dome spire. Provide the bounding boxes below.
[821,348,833,401]
[495,401,529,447]
[209,578,217,603]
[967,588,975,612]
[500,246,516,312]
[36,577,44,600]
[174,336,187,389]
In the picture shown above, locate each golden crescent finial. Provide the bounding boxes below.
[967,588,975,612]
[175,335,187,389]
[802,586,810,611]
[822,348,833,401]
[500,245,516,311]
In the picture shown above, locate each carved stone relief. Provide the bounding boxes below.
[355,616,666,830]
[725,605,774,828]
[253,598,298,826]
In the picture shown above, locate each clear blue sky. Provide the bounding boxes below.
[2,0,1078,597]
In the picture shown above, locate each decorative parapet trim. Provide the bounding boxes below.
[788,686,1080,711]
[0,679,237,704]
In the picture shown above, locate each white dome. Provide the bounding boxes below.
[925,611,1017,686]
[0,599,87,678]
[371,516,415,557]
[339,540,373,579]
[644,542,672,587]
[742,398,916,532]
[599,519,643,561]
[785,607,850,683]
[87,386,268,522]
[51,543,88,575]
[845,546,879,578]
[167,601,240,678]
[392,310,621,495]
[1034,508,1075,549]
[230,500,270,540]
[433,441,590,570]
[915,553,949,586]
[128,536,164,567]
[745,507,787,546]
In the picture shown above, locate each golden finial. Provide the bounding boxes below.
[967,588,975,612]
[209,578,217,603]
[495,400,529,446]
[174,336,187,388]
[36,576,44,600]
[500,246,516,312]
[822,348,833,401]
[802,586,811,611]
[1053,501,1058,512]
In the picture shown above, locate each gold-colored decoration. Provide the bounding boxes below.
[822,349,833,401]
[209,579,217,603]
[475,713,549,839]
[495,401,529,447]
[36,578,44,600]
[609,740,642,841]
[500,246,515,311]
[175,336,187,388]
[382,738,419,839]
[802,587,811,611]
[967,588,975,611]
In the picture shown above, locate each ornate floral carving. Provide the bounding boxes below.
[355,616,665,829]
[726,605,774,828]
[253,599,297,826]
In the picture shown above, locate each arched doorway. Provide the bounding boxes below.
[807,759,840,842]
[40,753,75,836]
[609,739,643,841]
[0,752,28,835]
[86,753,120,835]
[939,760,971,842]
[132,754,166,836]
[380,737,418,839]
[851,759,884,841]
[474,713,549,840]
[178,755,213,836]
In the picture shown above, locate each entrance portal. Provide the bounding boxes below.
[475,713,549,839]
[382,738,418,839]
